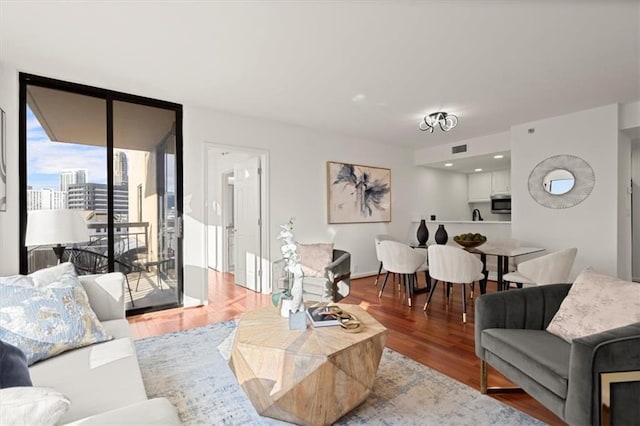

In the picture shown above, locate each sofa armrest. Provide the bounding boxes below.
[64,397,180,425]
[474,283,571,358]
[565,322,640,426]
[326,250,350,280]
[326,250,351,301]
[79,273,126,321]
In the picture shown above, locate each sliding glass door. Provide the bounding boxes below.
[112,100,179,310]
[19,74,183,315]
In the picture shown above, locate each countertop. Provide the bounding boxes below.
[417,220,511,224]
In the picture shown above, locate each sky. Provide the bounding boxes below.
[27,107,107,190]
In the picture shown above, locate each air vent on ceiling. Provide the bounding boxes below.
[451,144,467,154]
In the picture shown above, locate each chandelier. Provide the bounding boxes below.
[419,112,458,133]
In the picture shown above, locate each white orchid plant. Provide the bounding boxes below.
[272,218,304,311]
[278,218,303,278]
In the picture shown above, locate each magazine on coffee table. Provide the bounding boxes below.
[306,305,341,327]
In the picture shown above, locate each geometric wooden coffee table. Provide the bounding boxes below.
[229,303,387,426]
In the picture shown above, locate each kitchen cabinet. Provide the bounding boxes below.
[468,172,492,202]
[468,169,510,202]
[491,169,510,195]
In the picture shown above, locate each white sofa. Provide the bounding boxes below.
[27,272,180,425]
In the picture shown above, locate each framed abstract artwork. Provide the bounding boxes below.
[327,161,391,224]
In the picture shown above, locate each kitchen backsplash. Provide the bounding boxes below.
[468,202,511,222]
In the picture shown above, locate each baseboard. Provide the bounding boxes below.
[352,271,378,279]
[634,276,640,283]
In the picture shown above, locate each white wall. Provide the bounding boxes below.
[632,142,640,281]
[511,104,625,279]
[184,104,417,299]
[618,132,632,280]
[0,64,21,275]
[409,167,469,238]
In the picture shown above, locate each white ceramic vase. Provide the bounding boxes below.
[290,274,304,313]
[280,299,294,318]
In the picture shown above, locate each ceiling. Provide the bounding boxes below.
[27,86,176,152]
[1,1,639,149]
[422,151,511,174]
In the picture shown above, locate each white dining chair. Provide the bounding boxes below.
[424,245,485,323]
[373,234,402,287]
[502,248,577,288]
[377,240,426,307]
[413,246,431,291]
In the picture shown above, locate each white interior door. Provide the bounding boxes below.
[233,156,261,291]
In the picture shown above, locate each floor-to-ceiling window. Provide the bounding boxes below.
[19,74,183,315]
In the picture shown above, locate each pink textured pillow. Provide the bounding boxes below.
[546,268,640,342]
[298,243,334,277]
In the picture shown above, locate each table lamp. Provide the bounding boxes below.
[25,209,90,264]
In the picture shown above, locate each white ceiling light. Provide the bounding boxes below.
[475,168,483,172]
[419,112,458,133]
[444,163,453,167]
[494,154,504,159]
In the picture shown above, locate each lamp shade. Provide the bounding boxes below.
[25,209,89,247]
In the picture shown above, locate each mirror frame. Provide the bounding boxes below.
[528,154,595,209]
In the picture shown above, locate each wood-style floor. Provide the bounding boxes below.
[128,270,564,426]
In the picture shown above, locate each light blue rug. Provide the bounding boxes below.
[134,321,545,425]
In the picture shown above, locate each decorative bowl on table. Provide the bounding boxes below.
[453,233,487,249]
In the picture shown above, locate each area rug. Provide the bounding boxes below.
[135,321,545,425]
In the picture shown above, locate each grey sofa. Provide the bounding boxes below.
[475,284,640,425]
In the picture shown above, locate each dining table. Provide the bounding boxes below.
[464,243,545,292]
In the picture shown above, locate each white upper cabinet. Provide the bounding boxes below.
[468,169,510,202]
[491,169,510,195]
[468,172,492,202]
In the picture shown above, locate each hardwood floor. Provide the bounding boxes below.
[128,270,565,425]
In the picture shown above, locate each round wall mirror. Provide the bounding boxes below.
[528,155,595,209]
[542,169,575,195]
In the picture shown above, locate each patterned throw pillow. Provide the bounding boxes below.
[0,263,112,365]
[297,243,334,277]
[546,268,640,342]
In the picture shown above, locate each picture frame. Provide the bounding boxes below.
[327,161,391,224]
[0,108,6,212]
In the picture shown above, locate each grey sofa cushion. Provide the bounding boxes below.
[482,329,571,398]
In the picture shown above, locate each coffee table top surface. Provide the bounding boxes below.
[235,303,387,357]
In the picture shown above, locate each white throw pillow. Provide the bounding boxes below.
[0,386,70,426]
[546,268,640,342]
[297,243,334,277]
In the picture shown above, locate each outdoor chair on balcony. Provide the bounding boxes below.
[61,247,141,306]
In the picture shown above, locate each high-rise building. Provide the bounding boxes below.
[27,188,67,210]
[67,183,128,218]
[59,168,88,192]
[114,150,128,186]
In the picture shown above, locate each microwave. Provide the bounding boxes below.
[491,194,511,214]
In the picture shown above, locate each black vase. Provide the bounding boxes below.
[416,219,429,246]
[435,224,448,245]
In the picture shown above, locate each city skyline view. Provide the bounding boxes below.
[27,106,107,190]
